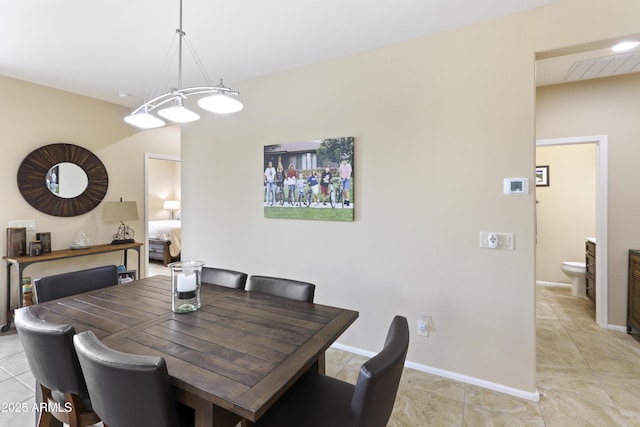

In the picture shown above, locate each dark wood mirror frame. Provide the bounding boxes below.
[17,143,109,217]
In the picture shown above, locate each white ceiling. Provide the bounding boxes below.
[536,44,640,87]
[1,0,637,110]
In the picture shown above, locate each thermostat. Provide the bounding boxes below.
[503,178,529,195]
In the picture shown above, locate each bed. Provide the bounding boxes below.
[148,220,181,265]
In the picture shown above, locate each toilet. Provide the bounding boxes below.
[561,261,586,297]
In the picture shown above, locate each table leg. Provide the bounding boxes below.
[317,352,326,374]
[175,388,241,427]
[124,247,141,280]
[17,266,24,311]
[309,352,326,374]
[194,398,213,427]
[194,398,241,427]
[2,263,11,332]
[136,247,141,279]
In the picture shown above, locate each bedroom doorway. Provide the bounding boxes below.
[144,153,181,278]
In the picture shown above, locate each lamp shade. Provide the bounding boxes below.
[163,200,181,210]
[103,201,139,222]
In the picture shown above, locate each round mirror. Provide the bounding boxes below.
[18,143,109,217]
[46,162,89,198]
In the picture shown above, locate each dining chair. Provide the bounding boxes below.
[33,264,118,303]
[14,306,101,427]
[246,275,315,302]
[201,266,248,289]
[252,315,409,427]
[73,330,193,427]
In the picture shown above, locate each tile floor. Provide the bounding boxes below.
[2,278,640,426]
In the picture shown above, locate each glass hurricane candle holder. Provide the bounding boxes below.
[168,261,204,313]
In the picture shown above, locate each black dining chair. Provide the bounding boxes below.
[33,264,118,303]
[73,330,193,427]
[252,315,409,427]
[14,306,101,427]
[201,266,248,289]
[246,275,315,302]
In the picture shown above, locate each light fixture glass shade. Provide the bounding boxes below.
[163,200,181,210]
[124,112,166,129]
[198,93,244,114]
[158,99,200,123]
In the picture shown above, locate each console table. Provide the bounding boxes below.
[2,241,142,332]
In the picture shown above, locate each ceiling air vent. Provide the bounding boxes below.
[563,52,640,83]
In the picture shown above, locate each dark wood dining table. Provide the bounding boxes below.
[23,275,359,426]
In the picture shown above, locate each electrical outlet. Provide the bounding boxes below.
[8,219,36,230]
[417,320,428,337]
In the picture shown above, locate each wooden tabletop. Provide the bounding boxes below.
[24,275,358,426]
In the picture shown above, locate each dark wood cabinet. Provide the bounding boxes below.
[628,250,640,334]
[585,240,596,304]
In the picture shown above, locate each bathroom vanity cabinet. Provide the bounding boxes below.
[585,240,596,304]
[628,250,640,334]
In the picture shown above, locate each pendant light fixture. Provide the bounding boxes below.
[124,0,243,129]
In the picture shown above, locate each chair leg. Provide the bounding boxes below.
[38,411,63,427]
[37,385,62,427]
[62,392,101,427]
[36,384,100,427]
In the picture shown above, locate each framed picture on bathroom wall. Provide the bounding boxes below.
[536,165,549,187]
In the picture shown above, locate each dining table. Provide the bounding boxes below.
[23,275,359,426]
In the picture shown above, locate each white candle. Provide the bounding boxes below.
[176,273,197,292]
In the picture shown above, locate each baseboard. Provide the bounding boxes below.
[608,324,627,333]
[330,342,540,402]
[536,280,570,288]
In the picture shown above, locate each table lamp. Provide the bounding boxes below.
[163,200,181,219]
[103,198,139,244]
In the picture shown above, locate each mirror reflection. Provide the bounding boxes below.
[46,162,88,198]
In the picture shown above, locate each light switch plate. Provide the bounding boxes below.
[480,232,515,250]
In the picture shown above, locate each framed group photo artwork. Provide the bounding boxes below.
[536,165,549,187]
[263,137,354,221]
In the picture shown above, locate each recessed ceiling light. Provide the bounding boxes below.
[118,92,130,98]
[612,41,639,52]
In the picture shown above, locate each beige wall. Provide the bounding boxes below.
[0,75,180,320]
[148,159,182,220]
[537,72,640,325]
[180,0,640,396]
[535,144,596,284]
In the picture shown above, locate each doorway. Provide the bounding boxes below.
[144,153,181,277]
[536,135,608,327]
